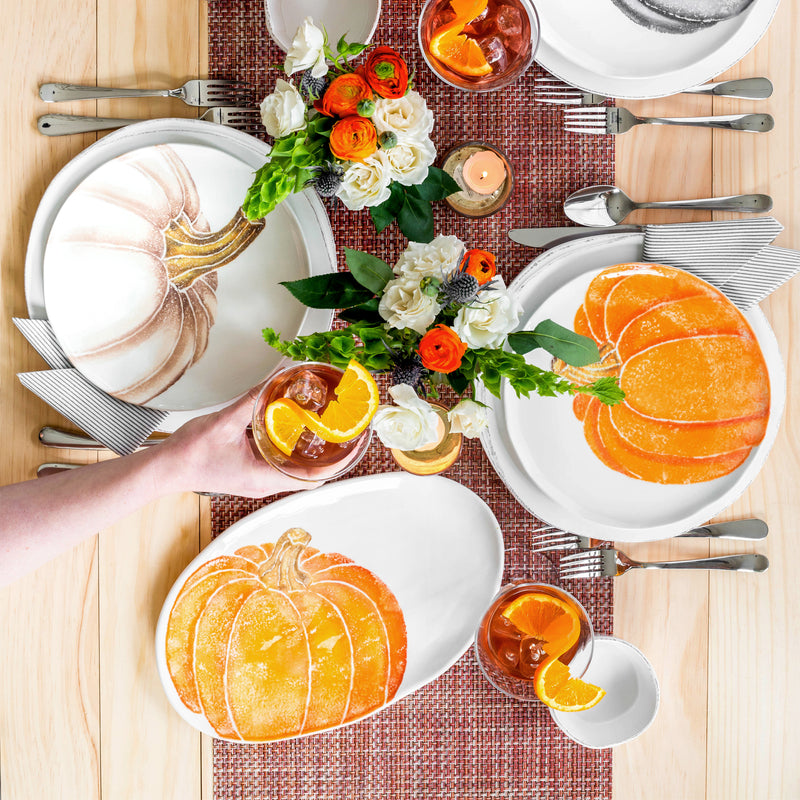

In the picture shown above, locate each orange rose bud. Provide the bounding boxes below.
[329,116,378,161]
[364,46,409,99]
[462,249,497,285]
[418,325,468,374]
[321,73,374,117]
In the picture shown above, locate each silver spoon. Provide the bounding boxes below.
[564,184,773,227]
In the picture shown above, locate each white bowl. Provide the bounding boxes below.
[549,636,660,749]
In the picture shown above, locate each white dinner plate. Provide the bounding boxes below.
[534,0,779,99]
[155,473,505,741]
[479,233,785,542]
[25,118,335,427]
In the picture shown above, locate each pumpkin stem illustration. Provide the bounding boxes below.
[552,343,622,386]
[258,528,313,591]
[165,207,266,290]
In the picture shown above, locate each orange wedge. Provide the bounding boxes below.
[534,656,606,712]
[429,0,492,78]
[265,399,305,456]
[501,592,581,658]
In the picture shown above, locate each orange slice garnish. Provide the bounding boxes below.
[501,592,581,658]
[534,656,606,712]
[265,399,305,456]
[429,0,493,78]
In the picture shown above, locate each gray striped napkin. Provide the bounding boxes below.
[642,217,799,309]
[14,318,168,456]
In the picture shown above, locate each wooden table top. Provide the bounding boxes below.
[0,1,797,798]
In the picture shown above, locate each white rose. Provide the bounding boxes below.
[260,79,307,138]
[448,399,489,438]
[378,276,441,334]
[336,152,393,210]
[394,234,465,280]
[373,384,441,450]
[452,278,522,349]
[373,91,434,141]
[384,137,436,187]
[283,17,327,78]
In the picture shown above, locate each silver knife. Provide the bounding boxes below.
[509,225,643,249]
[39,426,165,449]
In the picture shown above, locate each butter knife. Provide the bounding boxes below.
[39,426,165,449]
[509,225,643,248]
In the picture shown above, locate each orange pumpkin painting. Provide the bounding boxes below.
[553,263,770,484]
[165,528,407,741]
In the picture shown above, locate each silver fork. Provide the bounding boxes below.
[37,106,264,136]
[534,76,774,105]
[40,79,252,107]
[559,547,768,579]
[531,519,768,552]
[564,105,775,134]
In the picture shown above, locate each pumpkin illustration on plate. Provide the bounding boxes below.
[165,527,407,741]
[553,263,770,484]
[44,145,265,404]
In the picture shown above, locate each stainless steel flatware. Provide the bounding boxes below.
[531,519,768,553]
[534,76,774,105]
[564,184,773,226]
[39,426,165,449]
[564,105,774,134]
[37,106,264,136]
[40,79,252,107]
[559,548,768,579]
[509,225,644,248]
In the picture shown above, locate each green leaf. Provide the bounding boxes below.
[337,34,348,55]
[369,203,395,233]
[397,193,434,242]
[337,298,382,324]
[577,377,625,405]
[411,167,461,202]
[280,273,374,309]
[344,248,394,293]
[508,320,601,367]
[369,182,405,233]
[447,370,469,395]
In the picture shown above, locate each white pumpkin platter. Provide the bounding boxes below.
[25,118,336,427]
[478,233,785,542]
[154,473,505,742]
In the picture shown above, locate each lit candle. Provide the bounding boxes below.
[462,150,507,195]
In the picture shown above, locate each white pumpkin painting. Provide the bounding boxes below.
[44,145,266,405]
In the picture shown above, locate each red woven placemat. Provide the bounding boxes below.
[209,2,615,798]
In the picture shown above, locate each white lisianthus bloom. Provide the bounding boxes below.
[336,151,393,211]
[283,17,327,78]
[384,137,437,187]
[378,276,441,334]
[448,399,489,438]
[372,384,441,450]
[373,91,434,141]
[452,277,522,349]
[260,79,307,138]
[393,234,465,280]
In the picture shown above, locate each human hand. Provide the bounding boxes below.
[158,384,323,498]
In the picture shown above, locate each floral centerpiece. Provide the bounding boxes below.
[243,18,459,242]
[264,236,624,452]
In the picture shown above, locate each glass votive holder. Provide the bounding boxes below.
[390,402,462,476]
[441,142,514,218]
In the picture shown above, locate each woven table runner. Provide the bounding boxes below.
[209,2,615,797]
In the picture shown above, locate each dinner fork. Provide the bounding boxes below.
[559,547,768,579]
[40,79,252,107]
[533,76,774,105]
[564,105,775,134]
[531,519,768,553]
[37,106,265,136]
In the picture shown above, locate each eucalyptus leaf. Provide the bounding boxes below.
[508,320,601,367]
[345,248,394,293]
[280,273,374,309]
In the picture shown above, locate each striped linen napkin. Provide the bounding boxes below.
[642,217,799,309]
[14,318,168,456]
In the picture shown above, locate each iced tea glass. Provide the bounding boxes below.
[252,361,373,482]
[418,0,539,92]
[474,582,594,702]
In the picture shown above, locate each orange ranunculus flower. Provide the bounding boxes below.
[418,325,468,374]
[329,116,378,161]
[462,249,497,285]
[320,73,373,117]
[363,46,409,99]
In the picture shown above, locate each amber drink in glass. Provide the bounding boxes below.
[252,362,372,482]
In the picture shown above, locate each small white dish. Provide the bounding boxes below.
[549,636,660,749]
[264,0,382,54]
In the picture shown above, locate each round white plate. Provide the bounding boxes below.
[264,0,381,53]
[478,233,785,542]
[25,119,335,427]
[533,0,779,99]
[155,473,505,741]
